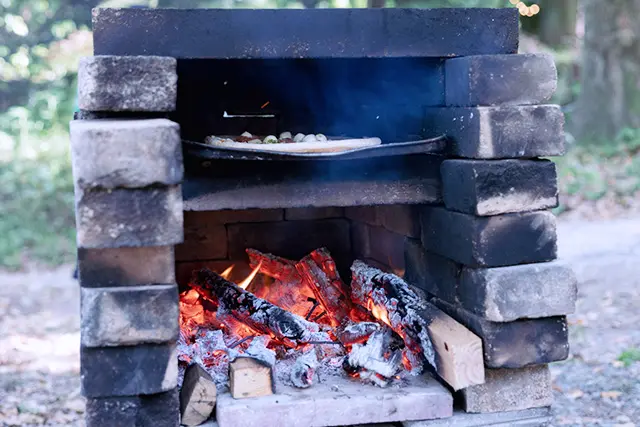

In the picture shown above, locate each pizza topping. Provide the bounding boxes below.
[263,135,278,144]
[316,133,327,142]
[279,131,292,140]
[293,133,305,143]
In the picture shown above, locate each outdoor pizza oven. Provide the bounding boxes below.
[70,7,577,427]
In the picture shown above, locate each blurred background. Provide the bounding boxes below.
[1,1,639,426]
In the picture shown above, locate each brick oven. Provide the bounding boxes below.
[71,7,577,427]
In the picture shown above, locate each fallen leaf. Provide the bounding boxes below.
[601,390,623,399]
[567,389,584,399]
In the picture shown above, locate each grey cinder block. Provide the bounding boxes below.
[78,55,177,111]
[445,54,557,106]
[420,207,557,268]
[85,389,179,427]
[70,119,183,190]
[81,284,179,347]
[441,159,558,216]
[75,186,184,249]
[462,365,553,413]
[81,343,178,397]
[78,246,176,288]
[424,105,565,159]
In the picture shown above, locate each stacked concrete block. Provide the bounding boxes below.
[71,55,182,427]
[405,53,577,415]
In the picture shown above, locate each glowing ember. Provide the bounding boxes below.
[238,261,262,290]
[177,249,428,391]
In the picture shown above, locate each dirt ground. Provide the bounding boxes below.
[1,218,639,427]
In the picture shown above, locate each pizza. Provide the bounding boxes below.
[205,131,382,153]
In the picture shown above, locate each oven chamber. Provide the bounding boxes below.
[71,7,576,427]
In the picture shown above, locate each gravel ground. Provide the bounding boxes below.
[0,217,639,427]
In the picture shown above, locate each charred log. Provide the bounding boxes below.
[345,328,403,387]
[191,268,320,348]
[290,348,319,388]
[335,322,381,346]
[296,248,352,326]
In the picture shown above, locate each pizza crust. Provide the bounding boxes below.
[206,137,382,153]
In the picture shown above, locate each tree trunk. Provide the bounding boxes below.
[538,0,578,48]
[575,0,640,143]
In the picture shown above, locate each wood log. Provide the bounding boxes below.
[246,249,316,318]
[179,363,217,426]
[296,248,352,326]
[229,357,274,399]
[335,321,380,346]
[350,260,484,390]
[191,268,320,348]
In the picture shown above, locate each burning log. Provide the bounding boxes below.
[296,248,352,326]
[346,328,403,386]
[191,269,320,348]
[350,261,485,390]
[180,363,217,426]
[246,249,316,318]
[229,357,274,399]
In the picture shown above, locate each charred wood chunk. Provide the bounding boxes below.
[335,321,380,346]
[190,268,319,348]
[290,349,319,389]
[346,328,403,385]
[351,261,485,390]
[296,248,352,326]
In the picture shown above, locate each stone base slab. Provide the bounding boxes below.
[216,375,452,427]
[404,407,551,427]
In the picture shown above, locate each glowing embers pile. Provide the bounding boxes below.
[177,248,435,391]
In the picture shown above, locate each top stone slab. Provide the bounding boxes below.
[92,8,519,59]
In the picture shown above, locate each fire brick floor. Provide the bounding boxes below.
[1,217,640,426]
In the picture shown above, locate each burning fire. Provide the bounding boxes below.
[238,261,261,290]
[178,248,426,390]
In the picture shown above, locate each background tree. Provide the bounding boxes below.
[575,0,640,142]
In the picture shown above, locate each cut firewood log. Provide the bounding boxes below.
[179,363,217,426]
[229,357,274,399]
[296,248,352,326]
[191,268,320,348]
[247,248,299,282]
[351,260,484,390]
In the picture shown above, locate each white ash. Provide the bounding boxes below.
[347,328,402,380]
[289,348,319,388]
[239,335,276,367]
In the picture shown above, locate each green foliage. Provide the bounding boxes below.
[0,132,76,269]
[617,348,640,367]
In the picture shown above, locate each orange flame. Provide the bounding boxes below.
[238,261,262,290]
[220,265,234,279]
[367,300,391,327]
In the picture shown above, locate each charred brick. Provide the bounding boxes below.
[81,343,177,397]
[424,105,565,159]
[81,285,179,347]
[406,245,577,322]
[85,389,179,427]
[445,54,557,106]
[78,55,177,112]
[75,186,183,249]
[175,224,227,262]
[420,207,557,267]
[285,207,344,220]
[369,226,406,273]
[432,299,569,368]
[441,159,558,216]
[78,246,175,288]
[182,209,284,224]
[462,365,552,413]
[70,119,183,190]
[377,205,421,238]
